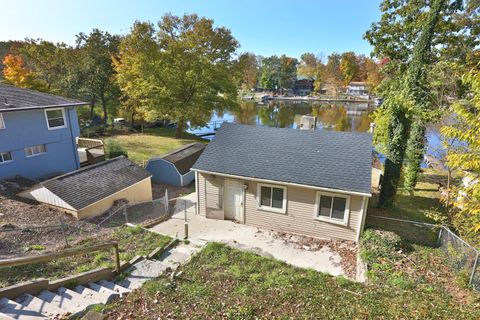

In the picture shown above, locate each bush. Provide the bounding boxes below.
[360,229,402,264]
[105,139,128,159]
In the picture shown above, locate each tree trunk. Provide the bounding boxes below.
[89,97,96,120]
[130,110,135,129]
[175,120,184,139]
[404,118,427,192]
[446,167,451,217]
[100,91,107,125]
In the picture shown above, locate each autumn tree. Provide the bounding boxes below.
[324,53,343,94]
[115,14,239,138]
[278,55,298,92]
[339,51,359,86]
[2,54,45,90]
[234,53,259,91]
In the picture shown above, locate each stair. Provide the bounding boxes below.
[0,239,205,319]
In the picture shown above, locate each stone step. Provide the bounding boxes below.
[37,290,83,315]
[86,283,120,302]
[120,259,170,290]
[73,285,112,305]
[0,298,46,319]
[57,287,106,308]
[96,280,130,297]
[15,294,64,318]
[161,248,191,268]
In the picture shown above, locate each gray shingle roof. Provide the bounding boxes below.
[0,83,87,112]
[192,123,372,195]
[41,156,151,210]
[161,143,205,175]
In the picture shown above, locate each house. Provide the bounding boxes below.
[192,123,372,242]
[20,156,153,219]
[146,143,205,187]
[346,82,369,97]
[294,76,314,95]
[0,84,87,180]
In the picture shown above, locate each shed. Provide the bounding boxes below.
[146,143,205,187]
[20,156,152,219]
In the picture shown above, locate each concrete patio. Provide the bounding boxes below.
[151,193,347,277]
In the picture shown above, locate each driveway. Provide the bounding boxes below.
[151,193,347,277]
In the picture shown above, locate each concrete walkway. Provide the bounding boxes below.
[151,193,345,276]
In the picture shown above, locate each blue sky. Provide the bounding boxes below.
[0,0,382,59]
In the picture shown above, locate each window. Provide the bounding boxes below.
[315,192,350,225]
[257,183,287,213]
[0,151,12,163]
[45,108,66,129]
[0,113,5,129]
[25,144,46,157]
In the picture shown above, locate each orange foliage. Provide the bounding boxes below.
[2,54,36,88]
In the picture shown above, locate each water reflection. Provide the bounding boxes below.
[187,100,375,139]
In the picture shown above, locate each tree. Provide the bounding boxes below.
[441,66,480,234]
[278,55,297,92]
[234,53,259,91]
[115,14,239,138]
[260,55,280,91]
[324,53,343,94]
[74,29,121,124]
[298,53,319,80]
[2,53,45,90]
[378,0,448,206]
[339,51,359,86]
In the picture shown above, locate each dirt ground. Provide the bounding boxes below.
[0,177,191,258]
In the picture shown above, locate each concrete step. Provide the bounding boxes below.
[57,287,106,309]
[73,285,112,305]
[120,259,170,290]
[0,312,15,320]
[15,294,64,318]
[0,298,47,319]
[96,280,130,297]
[86,283,120,303]
[37,290,83,315]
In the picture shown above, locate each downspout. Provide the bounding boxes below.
[67,108,80,169]
[357,196,369,243]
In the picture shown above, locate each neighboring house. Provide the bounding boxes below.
[146,143,205,187]
[20,156,153,219]
[0,84,88,180]
[294,76,314,96]
[192,123,372,242]
[346,82,368,97]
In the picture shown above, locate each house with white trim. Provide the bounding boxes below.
[192,123,372,242]
[0,83,88,180]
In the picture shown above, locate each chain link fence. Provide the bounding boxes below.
[366,215,480,291]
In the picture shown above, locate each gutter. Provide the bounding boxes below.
[0,102,88,113]
[192,169,372,198]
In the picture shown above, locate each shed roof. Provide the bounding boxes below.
[192,123,372,195]
[38,156,151,210]
[0,83,87,112]
[161,143,205,175]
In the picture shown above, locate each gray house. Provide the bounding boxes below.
[192,123,372,242]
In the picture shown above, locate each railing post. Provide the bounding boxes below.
[437,227,443,247]
[113,243,121,274]
[470,252,479,288]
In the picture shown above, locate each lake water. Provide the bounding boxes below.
[187,100,443,166]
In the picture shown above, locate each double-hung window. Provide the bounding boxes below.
[315,192,350,225]
[0,113,5,129]
[45,108,66,129]
[257,183,287,214]
[25,144,46,157]
[0,151,12,163]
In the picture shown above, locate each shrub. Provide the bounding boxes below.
[105,139,128,159]
[360,229,402,264]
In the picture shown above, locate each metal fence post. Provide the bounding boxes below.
[470,252,479,287]
[437,227,443,247]
[113,243,121,274]
[59,216,69,247]
[124,205,128,224]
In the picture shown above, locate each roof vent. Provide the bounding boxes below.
[3,98,8,107]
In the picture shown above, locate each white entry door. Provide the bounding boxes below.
[224,179,244,221]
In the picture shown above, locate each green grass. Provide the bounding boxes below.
[105,127,205,164]
[0,226,171,287]
[104,242,480,319]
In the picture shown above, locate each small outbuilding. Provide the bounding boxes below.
[20,156,152,219]
[146,143,205,187]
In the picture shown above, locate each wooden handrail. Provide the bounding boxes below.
[0,242,121,273]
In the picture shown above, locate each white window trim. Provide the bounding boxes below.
[44,108,67,130]
[256,183,287,214]
[25,145,47,158]
[0,113,5,130]
[0,151,12,164]
[313,191,350,226]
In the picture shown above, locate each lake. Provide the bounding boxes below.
[187,100,443,167]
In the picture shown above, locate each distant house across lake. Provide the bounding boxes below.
[0,84,87,180]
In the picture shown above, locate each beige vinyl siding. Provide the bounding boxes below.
[245,180,362,241]
[197,173,206,216]
[198,173,364,242]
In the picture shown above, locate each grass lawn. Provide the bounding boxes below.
[105,127,205,164]
[0,226,171,288]
[103,242,480,319]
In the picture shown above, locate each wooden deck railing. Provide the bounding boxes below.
[0,242,121,273]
